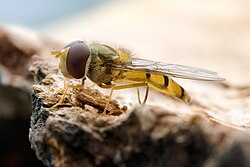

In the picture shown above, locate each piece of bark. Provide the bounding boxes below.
[29,56,250,167]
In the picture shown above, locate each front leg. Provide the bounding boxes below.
[49,78,85,110]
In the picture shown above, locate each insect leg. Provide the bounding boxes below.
[137,85,149,104]
[49,79,69,110]
[101,83,148,114]
[49,79,85,110]
[143,85,149,104]
[137,88,142,104]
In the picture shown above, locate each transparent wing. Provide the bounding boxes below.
[114,58,225,81]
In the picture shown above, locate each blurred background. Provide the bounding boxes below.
[0,0,250,166]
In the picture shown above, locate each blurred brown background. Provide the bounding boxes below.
[0,0,250,166]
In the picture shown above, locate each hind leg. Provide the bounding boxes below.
[100,83,148,114]
[137,85,149,104]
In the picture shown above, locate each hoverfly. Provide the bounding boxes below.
[51,40,224,112]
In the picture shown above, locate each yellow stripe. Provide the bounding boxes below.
[122,71,147,82]
[121,71,190,103]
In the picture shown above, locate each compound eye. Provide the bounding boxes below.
[66,42,90,79]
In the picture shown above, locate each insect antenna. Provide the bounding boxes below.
[51,49,64,58]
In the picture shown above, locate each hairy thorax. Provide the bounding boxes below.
[87,56,122,85]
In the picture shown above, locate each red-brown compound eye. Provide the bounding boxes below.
[66,41,90,79]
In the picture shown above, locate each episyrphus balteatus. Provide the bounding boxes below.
[51,40,224,112]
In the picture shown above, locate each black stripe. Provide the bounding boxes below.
[146,73,151,79]
[180,87,185,99]
[163,76,169,87]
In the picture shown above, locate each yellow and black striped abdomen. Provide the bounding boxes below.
[123,71,191,103]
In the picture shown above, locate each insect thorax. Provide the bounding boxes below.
[86,52,121,85]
